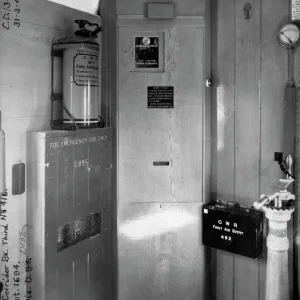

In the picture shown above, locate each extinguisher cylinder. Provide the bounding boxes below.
[63,43,100,128]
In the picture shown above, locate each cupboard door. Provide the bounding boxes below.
[118,25,205,203]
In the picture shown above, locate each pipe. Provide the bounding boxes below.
[295,88,300,298]
[256,181,295,300]
[263,207,294,300]
[253,193,279,210]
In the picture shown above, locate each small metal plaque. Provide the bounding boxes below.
[57,213,101,251]
[148,86,174,108]
[202,202,263,259]
[12,163,25,195]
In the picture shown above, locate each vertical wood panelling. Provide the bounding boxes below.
[203,1,212,298]
[212,0,296,299]
[260,1,290,300]
[211,0,235,299]
[292,5,300,299]
[234,1,261,299]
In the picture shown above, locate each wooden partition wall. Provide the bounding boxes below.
[211,0,298,299]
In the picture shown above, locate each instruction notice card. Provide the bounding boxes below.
[147,86,174,108]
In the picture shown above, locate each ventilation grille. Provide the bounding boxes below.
[57,213,101,251]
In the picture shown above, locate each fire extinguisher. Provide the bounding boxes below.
[51,20,104,130]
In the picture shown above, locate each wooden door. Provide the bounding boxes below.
[118,19,205,204]
[117,16,211,300]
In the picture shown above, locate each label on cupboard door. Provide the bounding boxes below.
[147,86,174,108]
[292,0,300,20]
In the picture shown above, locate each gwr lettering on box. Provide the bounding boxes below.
[212,220,244,236]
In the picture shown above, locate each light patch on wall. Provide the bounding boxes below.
[119,210,199,240]
[296,233,300,245]
[47,0,100,15]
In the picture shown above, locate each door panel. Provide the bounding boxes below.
[118,202,204,300]
[118,25,204,204]
[118,16,208,300]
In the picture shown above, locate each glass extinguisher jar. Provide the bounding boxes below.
[51,20,104,130]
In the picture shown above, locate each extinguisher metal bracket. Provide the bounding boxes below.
[62,105,79,131]
[50,97,78,131]
[74,20,103,37]
[98,115,105,128]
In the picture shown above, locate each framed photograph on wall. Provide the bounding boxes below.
[131,31,164,72]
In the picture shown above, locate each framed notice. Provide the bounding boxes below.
[132,32,164,72]
[292,0,300,21]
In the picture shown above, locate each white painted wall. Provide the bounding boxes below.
[0,0,103,298]
[47,0,100,14]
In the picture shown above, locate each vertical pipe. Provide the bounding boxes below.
[295,89,300,298]
[287,48,295,87]
[264,209,294,300]
[265,250,289,300]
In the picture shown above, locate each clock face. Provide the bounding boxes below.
[278,23,300,48]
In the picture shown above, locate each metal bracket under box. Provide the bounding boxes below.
[202,201,264,259]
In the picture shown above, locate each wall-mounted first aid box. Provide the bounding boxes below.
[202,201,264,259]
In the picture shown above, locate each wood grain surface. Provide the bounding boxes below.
[118,23,205,204]
[117,12,209,300]
[212,0,296,299]
[211,0,235,299]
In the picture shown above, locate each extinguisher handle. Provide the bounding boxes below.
[75,20,103,36]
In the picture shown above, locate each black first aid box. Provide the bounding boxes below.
[202,201,264,259]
